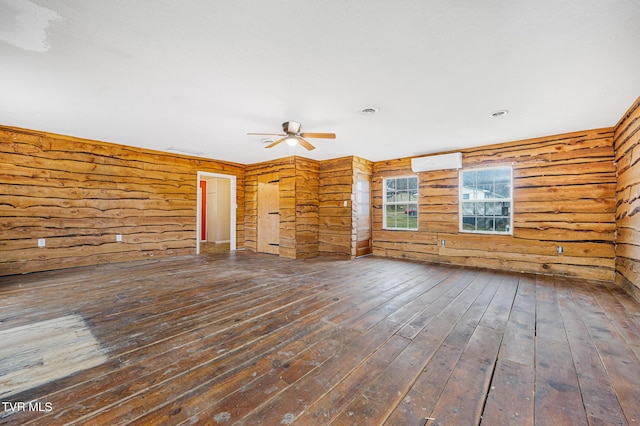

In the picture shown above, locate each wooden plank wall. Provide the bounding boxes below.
[0,126,245,276]
[295,157,319,259]
[244,158,291,255]
[614,96,640,300]
[318,157,354,257]
[244,156,319,259]
[317,156,373,258]
[372,128,617,281]
[352,156,373,257]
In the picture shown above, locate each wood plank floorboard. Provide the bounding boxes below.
[0,252,639,425]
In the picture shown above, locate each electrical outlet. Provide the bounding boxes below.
[557,246,564,254]
[116,234,123,242]
[441,240,446,246]
[343,200,348,207]
[38,238,46,247]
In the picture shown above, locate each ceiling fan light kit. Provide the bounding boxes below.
[248,121,336,151]
[285,137,299,147]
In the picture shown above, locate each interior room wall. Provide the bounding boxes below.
[371,128,617,281]
[614,96,640,300]
[2,96,639,287]
[0,126,245,275]
[318,156,356,258]
[244,156,319,259]
[317,156,373,258]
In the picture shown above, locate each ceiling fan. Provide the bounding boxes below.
[247,121,336,151]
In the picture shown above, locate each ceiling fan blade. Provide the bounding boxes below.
[265,137,285,149]
[247,132,286,136]
[299,132,336,139]
[298,137,316,151]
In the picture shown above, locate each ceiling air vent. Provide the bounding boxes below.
[360,107,379,115]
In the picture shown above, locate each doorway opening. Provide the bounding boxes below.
[196,172,237,254]
[355,173,372,257]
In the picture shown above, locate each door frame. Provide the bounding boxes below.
[196,171,237,254]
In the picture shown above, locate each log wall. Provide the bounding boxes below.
[317,156,373,258]
[318,157,354,257]
[0,126,245,275]
[244,156,319,259]
[295,157,320,259]
[372,128,617,281]
[614,96,640,300]
[352,156,373,258]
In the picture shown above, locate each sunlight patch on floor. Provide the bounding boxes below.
[0,314,107,398]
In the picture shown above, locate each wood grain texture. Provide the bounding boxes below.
[371,128,617,281]
[245,156,320,259]
[0,126,245,275]
[318,157,355,257]
[1,253,638,425]
[614,96,640,301]
[318,156,373,258]
[294,157,319,259]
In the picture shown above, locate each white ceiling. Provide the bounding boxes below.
[1,0,639,164]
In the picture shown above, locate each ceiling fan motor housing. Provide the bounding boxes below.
[282,121,301,134]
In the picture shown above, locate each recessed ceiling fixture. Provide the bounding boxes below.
[360,106,379,115]
[261,138,274,144]
[490,109,509,118]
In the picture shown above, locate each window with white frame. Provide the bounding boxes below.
[460,166,513,234]
[383,176,418,230]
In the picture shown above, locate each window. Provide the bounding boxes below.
[460,166,513,234]
[383,176,418,230]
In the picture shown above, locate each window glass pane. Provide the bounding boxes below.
[385,204,396,228]
[460,167,512,234]
[487,202,501,215]
[466,189,478,200]
[477,184,491,198]
[397,178,407,191]
[463,171,476,188]
[462,216,476,231]
[386,190,396,202]
[500,202,510,216]
[477,217,494,232]
[407,215,418,229]
[495,168,510,183]
[384,177,418,230]
[398,204,408,228]
[495,217,510,232]
[462,202,474,215]
[478,170,493,186]
[494,183,510,198]
[386,179,396,191]
[408,177,418,190]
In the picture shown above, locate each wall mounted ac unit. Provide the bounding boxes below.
[411,152,462,172]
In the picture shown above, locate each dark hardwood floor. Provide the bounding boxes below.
[1,252,639,425]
